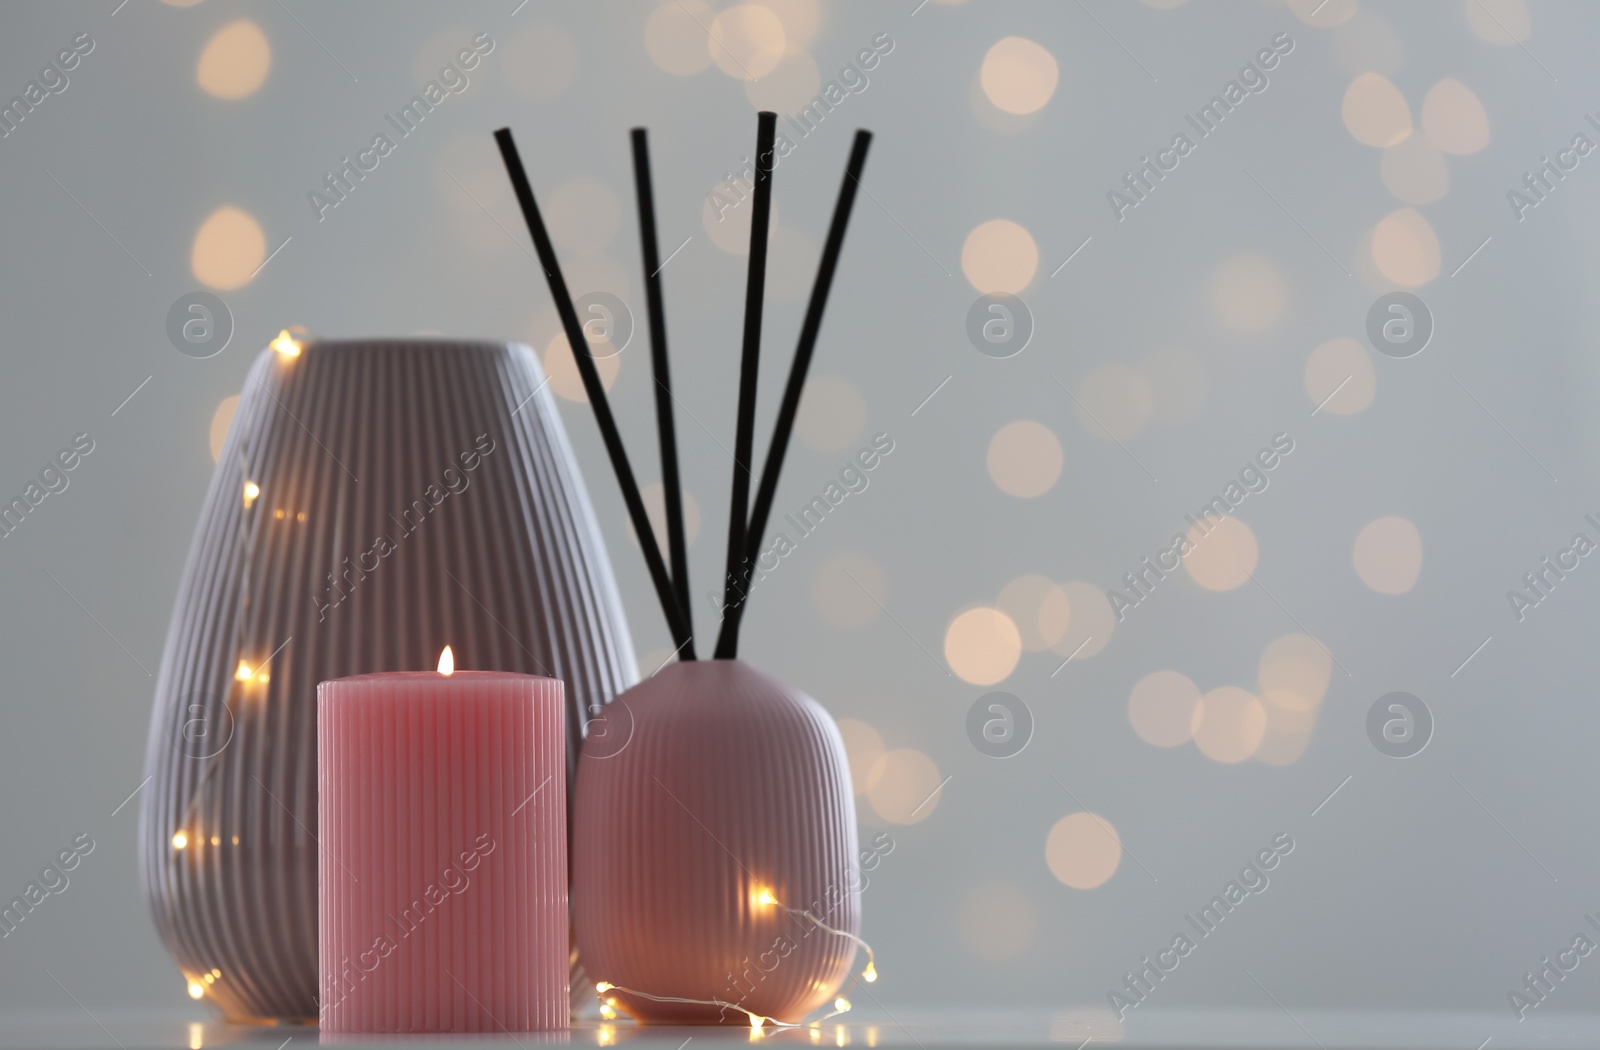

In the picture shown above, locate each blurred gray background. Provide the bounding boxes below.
[2,0,1599,1038]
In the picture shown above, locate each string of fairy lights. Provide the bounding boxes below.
[593,887,878,1032]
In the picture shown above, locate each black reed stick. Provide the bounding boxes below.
[713,111,777,659]
[716,130,872,655]
[494,127,693,654]
[630,128,696,661]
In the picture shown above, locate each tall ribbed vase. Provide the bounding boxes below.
[572,660,859,1024]
[139,339,636,1023]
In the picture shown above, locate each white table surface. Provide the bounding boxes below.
[0,1008,1595,1050]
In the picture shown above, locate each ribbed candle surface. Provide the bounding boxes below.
[318,670,568,1032]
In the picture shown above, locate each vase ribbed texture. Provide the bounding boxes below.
[573,660,858,1024]
[318,671,567,1032]
[139,339,635,1022]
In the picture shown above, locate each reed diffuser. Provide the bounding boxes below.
[494,112,874,1026]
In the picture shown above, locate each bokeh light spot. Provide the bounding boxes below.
[756,0,820,48]
[795,374,867,454]
[744,50,820,112]
[945,607,1022,685]
[1304,337,1375,415]
[867,748,942,824]
[1128,670,1201,748]
[1045,812,1121,890]
[987,421,1062,499]
[1258,633,1333,712]
[636,482,701,551]
[544,333,620,402]
[1192,686,1267,763]
[998,574,1059,652]
[1342,71,1411,148]
[1421,78,1490,155]
[191,206,266,290]
[708,4,786,80]
[980,36,1058,115]
[961,219,1039,294]
[835,717,885,796]
[197,20,270,100]
[1353,515,1423,594]
[1371,208,1441,286]
[1466,0,1531,45]
[646,0,714,75]
[1183,515,1258,591]
[1041,582,1113,659]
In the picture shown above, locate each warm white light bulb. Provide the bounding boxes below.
[271,330,301,358]
[172,832,188,850]
[187,981,204,999]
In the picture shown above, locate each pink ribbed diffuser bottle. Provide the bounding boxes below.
[493,115,876,1025]
[572,660,859,1024]
[318,667,568,1032]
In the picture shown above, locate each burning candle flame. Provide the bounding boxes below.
[437,646,454,676]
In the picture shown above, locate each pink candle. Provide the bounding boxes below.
[317,649,567,1032]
